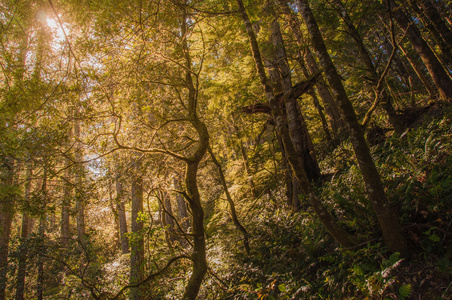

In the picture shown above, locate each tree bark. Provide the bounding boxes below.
[397,41,438,98]
[115,177,129,254]
[270,15,321,182]
[296,0,408,256]
[15,162,32,300]
[277,0,345,135]
[162,190,176,245]
[173,175,189,230]
[180,10,209,297]
[130,153,144,300]
[74,116,86,245]
[61,158,71,248]
[406,0,452,65]
[0,157,14,300]
[239,141,258,198]
[387,0,452,100]
[419,0,452,47]
[36,170,47,300]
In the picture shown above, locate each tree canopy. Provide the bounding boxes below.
[1,0,451,299]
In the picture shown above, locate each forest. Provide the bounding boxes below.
[1,0,452,299]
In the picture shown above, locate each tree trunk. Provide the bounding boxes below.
[0,157,14,300]
[163,190,176,246]
[36,170,47,300]
[115,177,129,254]
[270,15,321,182]
[130,154,144,300]
[419,0,452,47]
[387,0,452,100]
[431,0,452,27]
[406,0,452,65]
[36,218,45,300]
[61,159,71,248]
[173,175,189,230]
[74,117,86,245]
[237,0,357,248]
[398,42,438,98]
[277,0,345,135]
[180,8,209,296]
[15,162,32,300]
[307,88,333,144]
[239,141,258,198]
[296,0,408,256]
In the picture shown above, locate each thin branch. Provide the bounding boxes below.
[110,255,190,300]
[361,4,403,128]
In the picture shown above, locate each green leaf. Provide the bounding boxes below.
[429,234,440,242]
[399,284,412,298]
[278,284,286,292]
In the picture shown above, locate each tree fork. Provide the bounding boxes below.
[237,0,357,248]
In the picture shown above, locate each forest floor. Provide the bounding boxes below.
[212,102,452,300]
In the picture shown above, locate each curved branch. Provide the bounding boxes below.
[110,255,191,300]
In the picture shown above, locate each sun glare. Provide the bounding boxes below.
[46,17,67,44]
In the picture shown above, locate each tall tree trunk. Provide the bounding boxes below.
[296,0,408,256]
[237,0,357,248]
[209,147,250,254]
[36,218,45,300]
[397,42,438,98]
[115,176,129,254]
[406,0,452,65]
[419,0,452,47]
[162,190,176,246]
[36,170,47,300]
[0,157,15,300]
[180,7,209,297]
[270,15,321,182]
[15,162,32,300]
[74,117,86,245]
[173,175,189,230]
[277,0,345,136]
[386,0,452,100]
[130,154,144,300]
[431,0,452,27]
[239,141,258,198]
[61,159,71,248]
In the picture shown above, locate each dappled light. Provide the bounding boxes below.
[0,0,451,299]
